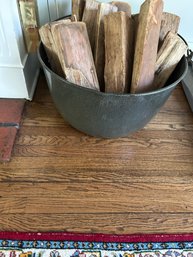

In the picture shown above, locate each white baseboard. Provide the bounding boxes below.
[0,53,40,100]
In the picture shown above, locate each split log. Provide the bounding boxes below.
[132,12,178,49]
[153,31,187,89]
[72,0,85,21]
[50,22,99,91]
[130,0,164,93]
[104,12,134,93]
[159,12,180,44]
[82,0,100,53]
[39,19,71,77]
[94,2,118,91]
[111,1,131,16]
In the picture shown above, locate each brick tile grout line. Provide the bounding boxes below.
[0,123,20,128]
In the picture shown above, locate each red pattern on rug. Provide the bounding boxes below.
[0,232,193,242]
[0,232,193,257]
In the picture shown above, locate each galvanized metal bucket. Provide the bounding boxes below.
[38,43,188,138]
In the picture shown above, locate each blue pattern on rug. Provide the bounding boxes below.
[1,240,193,257]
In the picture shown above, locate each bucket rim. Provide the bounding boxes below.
[38,41,188,98]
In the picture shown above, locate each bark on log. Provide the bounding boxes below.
[50,22,99,91]
[104,12,134,93]
[130,0,164,93]
[153,31,187,89]
[94,2,117,91]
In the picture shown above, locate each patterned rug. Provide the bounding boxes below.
[0,232,193,257]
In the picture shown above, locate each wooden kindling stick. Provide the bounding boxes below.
[94,2,118,91]
[72,0,85,21]
[159,12,180,44]
[39,19,71,77]
[50,21,100,91]
[82,0,100,53]
[130,0,164,93]
[153,31,188,89]
[104,12,134,93]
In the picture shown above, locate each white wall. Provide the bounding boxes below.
[36,0,72,26]
[0,0,26,68]
[0,0,39,99]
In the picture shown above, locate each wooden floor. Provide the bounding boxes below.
[0,73,193,234]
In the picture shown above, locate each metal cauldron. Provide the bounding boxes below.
[38,43,187,138]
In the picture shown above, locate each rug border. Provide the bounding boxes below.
[0,232,193,243]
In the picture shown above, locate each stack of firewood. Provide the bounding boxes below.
[39,0,187,94]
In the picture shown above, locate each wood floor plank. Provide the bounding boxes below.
[12,145,193,161]
[15,128,193,161]
[0,182,193,214]
[1,167,193,184]
[2,156,193,172]
[13,126,193,161]
[0,213,193,233]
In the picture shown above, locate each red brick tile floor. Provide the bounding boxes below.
[0,99,25,162]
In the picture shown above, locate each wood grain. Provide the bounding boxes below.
[72,0,85,21]
[0,74,193,232]
[159,12,180,44]
[104,12,134,93]
[154,31,188,89]
[131,0,163,93]
[39,21,70,77]
[94,2,117,91]
[82,0,100,53]
[1,182,193,214]
[50,22,99,90]
[1,164,193,184]
[1,213,193,234]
